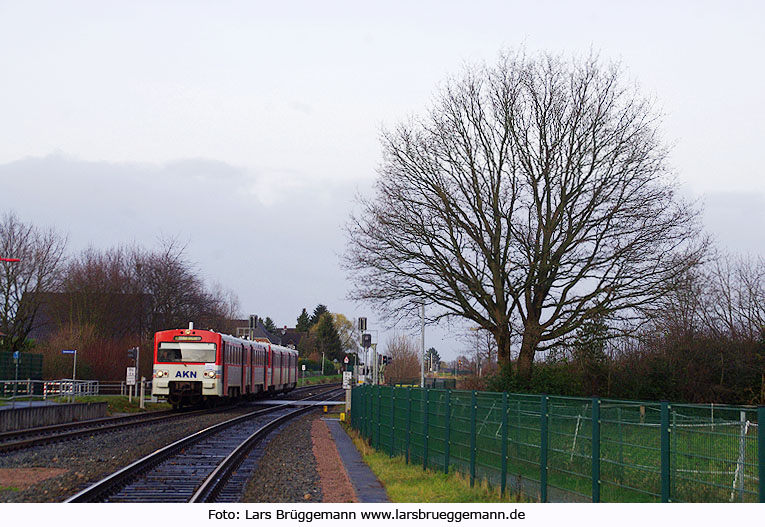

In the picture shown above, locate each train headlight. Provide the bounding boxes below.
[203,370,215,378]
[155,370,169,378]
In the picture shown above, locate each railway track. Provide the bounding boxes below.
[64,386,344,503]
[0,383,339,454]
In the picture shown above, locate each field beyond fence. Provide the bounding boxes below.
[350,385,764,503]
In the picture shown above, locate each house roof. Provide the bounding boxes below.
[231,318,307,349]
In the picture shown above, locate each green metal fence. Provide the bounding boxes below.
[0,351,44,396]
[350,385,765,503]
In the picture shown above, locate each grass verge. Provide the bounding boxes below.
[65,395,171,414]
[343,424,522,503]
[298,374,342,386]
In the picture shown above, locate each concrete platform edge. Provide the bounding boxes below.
[326,420,390,503]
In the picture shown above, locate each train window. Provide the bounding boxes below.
[157,342,216,363]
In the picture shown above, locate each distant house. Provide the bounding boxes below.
[230,317,306,349]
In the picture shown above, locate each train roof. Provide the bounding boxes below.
[155,327,297,354]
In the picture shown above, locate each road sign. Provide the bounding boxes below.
[358,317,367,331]
[301,364,306,371]
[342,371,352,389]
[126,366,136,385]
[344,356,349,364]
[12,351,19,364]
[62,349,76,354]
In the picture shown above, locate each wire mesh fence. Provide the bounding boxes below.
[350,385,764,502]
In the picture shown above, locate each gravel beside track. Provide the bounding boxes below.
[0,408,260,503]
[241,410,323,503]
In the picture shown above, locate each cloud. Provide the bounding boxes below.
[701,191,765,256]
[0,153,358,331]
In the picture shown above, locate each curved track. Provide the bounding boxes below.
[1,383,339,454]
[64,386,343,503]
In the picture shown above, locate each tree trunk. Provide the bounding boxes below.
[517,320,542,380]
[494,323,512,376]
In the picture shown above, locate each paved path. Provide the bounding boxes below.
[0,400,61,411]
[326,420,390,503]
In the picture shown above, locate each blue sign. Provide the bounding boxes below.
[12,351,19,360]
[62,349,76,354]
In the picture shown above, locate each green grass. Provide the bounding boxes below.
[61,395,171,414]
[298,374,342,386]
[344,424,522,503]
[353,387,760,503]
[0,486,21,492]
[0,395,170,414]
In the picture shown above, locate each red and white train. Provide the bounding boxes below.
[151,326,298,409]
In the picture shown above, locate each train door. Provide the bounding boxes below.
[279,351,284,386]
[248,344,254,393]
[278,351,284,386]
[222,342,229,396]
[241,344,247,395]
[290,352,295,384]
[267,344,272,391]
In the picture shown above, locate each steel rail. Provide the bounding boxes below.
[63,385,343,503]
[190,388,344,502]
[1,383,339,453]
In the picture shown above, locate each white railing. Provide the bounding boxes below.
[0,379,45,400]
[42,379,100,399]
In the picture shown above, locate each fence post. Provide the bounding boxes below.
[592,397,600,503]
[540,394,549,503]
[406,386,412,464]
[375,385,382,450]
[390,387,396,458]
[444,389,451,474]
[470,390,477,487]
[423,388,430,470]
[367,384,375,445]
[759,406,765,503]
[617,406,624,483]
[367,385,372,441]
[661,401,670,502]
[501,392,509,497]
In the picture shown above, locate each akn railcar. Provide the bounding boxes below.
[151,326,298,408]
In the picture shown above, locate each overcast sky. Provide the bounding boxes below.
[1,1,764,361]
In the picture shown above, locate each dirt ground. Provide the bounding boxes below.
[311,418,357,502]
[0,468,69,490]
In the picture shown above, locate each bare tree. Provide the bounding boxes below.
[59,245,143,339]
[461,327,499,376]
[383,333,420,385]
[699,253,765,341]
[0,212,67,351]
[134,238,234,333]
[345,50,703,378]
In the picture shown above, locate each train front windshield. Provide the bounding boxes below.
[157,342,217,363]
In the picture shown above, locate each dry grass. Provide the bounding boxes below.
[344,425,523,503]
